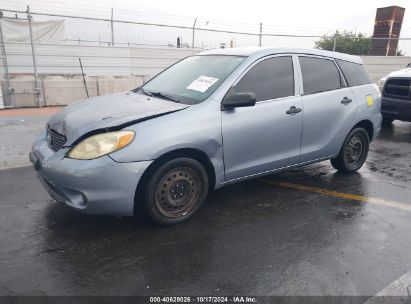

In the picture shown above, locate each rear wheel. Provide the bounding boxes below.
[330,128,370,173]
[143,158,209,225]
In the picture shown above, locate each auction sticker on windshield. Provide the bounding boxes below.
[187,76,219,93]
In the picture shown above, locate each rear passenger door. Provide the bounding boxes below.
[298,56,357,162]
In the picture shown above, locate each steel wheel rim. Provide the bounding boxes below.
[345,135,364,166]
[155,167,200,218]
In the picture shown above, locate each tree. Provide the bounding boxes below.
[314,30,371,55]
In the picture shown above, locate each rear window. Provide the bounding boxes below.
[299,56,343,95]
[336,59,372,87]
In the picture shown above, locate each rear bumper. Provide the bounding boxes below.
[31,132,152,216]
[381,97,411,122]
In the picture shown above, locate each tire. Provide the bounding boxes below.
[382,116,394,125]
[330,128,370,173]
[143,158,209,225]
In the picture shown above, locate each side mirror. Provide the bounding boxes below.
[222,92,256,109]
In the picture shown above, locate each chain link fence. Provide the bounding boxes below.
[0,5,411,108]
[2,6,411,52]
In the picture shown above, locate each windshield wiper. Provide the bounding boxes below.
[139,88,180,103]
[149,91,180,103]
[139,87,152,97]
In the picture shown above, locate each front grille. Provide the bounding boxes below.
[47,125,66,151]
[383,78,411,101]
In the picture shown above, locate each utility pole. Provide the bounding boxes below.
[258,22,262,46]
[333,33,337,52]
[110,8,114,46]
[386,19,394,56]
[0,17,12,105]
[27,5,43,107]
[192,18,197,48]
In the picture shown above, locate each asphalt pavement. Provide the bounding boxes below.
[0,107,62,169]
[0,113,411,298]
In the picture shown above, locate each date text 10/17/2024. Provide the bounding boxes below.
[149,297,258,303]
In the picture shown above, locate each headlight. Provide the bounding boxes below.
[68,131,134,160]
[378,77,387,92]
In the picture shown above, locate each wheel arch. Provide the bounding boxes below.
[332,119,374,160]
[352,119,374,141]
[133,148,216,214]
[330,119,372,173]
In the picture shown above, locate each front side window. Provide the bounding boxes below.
[234,56,294,102]
[299,56,343,95]
[141,55,246,105]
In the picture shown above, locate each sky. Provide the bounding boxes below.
[112,0,411,35]
[1,0,411,50]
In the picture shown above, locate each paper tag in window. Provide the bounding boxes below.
[187,76,219,93]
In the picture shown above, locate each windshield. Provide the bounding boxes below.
[140,55,246,105]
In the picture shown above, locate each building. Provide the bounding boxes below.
[370,6,405,56]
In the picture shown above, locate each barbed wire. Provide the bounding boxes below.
[2,0,405,37]
[1,3,410,54]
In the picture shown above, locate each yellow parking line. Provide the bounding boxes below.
[261,179,411,211]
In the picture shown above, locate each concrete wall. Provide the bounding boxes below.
[1,75,149,107]
[96,76,145,96]
[43,76,146,106]
[1,76,37,108]
[360,56,411,82]
[0,43,198,107]
[2,42,199,76]
[43,76,98,106]
[0,83,3,109]
[2,42,408,80]
[1,42,410,107]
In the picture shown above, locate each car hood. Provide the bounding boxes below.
[48,92,189,146]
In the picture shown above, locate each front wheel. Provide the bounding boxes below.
[143,158,209,225]
[330,128,370,173]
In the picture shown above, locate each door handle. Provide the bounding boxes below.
[286,106,302,115]
[341,97,353,105]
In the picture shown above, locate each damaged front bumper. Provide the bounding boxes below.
[30,131,152,216]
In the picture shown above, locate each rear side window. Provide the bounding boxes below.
[299,56,343,95]
[235,56,294,102]
[336,59,372,86]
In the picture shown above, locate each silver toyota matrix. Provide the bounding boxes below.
[30,47,382,225]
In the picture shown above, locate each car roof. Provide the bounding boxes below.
[196,47,363,64]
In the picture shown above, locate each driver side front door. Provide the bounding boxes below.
[222,55,303,181]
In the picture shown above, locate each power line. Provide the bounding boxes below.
[1,2,411,52]
[0,0,375,36]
